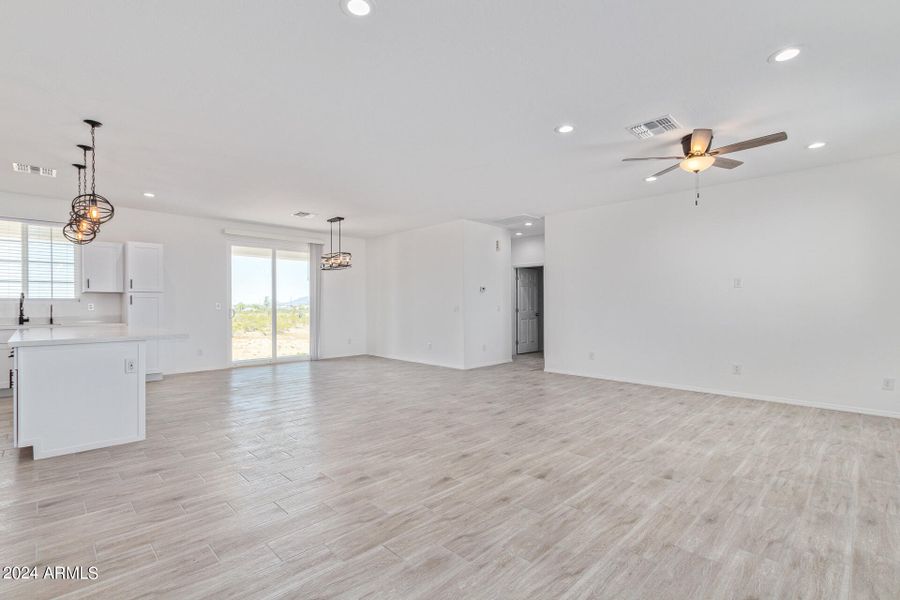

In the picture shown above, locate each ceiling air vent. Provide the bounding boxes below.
[626,115,681,140]
[12,162,57,177]
[293,211,315,219]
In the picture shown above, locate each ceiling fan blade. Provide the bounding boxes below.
[650,164,680,178]
[622,156,683,161]
[710,132,787,155]
[689,129,713,154]
[712,157,744,169]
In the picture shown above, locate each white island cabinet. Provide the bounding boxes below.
[8,326,154,459]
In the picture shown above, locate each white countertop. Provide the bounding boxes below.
[6,325,187,348]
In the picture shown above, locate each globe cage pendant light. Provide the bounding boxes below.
[63,162,99,245]
[321,217,352,271]
[71,119,114,226]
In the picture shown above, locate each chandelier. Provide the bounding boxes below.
[62,157,98,244]
[65,119,113,244]
[321,217,352,271]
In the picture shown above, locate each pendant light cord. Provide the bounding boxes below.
[90,125,97,195]
[82,147,88,196]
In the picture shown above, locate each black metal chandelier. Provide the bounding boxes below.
[66,119,113,244]
[62,157,98,245]
[321,217,352,271]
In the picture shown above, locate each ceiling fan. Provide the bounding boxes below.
[622,129,788,179]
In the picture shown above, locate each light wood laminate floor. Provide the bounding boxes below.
[1,354,899,599]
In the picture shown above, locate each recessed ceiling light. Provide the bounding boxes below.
[143,192,155,198]
[807,141,827,149]
[341,0,372,17]
[768,46,801,63]
[555,124,575,134]
[644,176,658,182]
[515,232,523,236]
[524,222,533,227]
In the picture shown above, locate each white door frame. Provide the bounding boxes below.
[513,265,544,355]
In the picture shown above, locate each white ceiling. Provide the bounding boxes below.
[1,1,898,237]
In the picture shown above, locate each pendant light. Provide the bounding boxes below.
[71,119,114,227]
[63,161,98,244]
[321,217,352,271]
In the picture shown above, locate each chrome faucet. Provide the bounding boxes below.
[18,293,29,326]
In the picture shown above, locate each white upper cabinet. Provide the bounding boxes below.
[125,242,164,292]
[81,241,124,293]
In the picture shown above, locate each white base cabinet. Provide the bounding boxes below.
[125,292,162,376]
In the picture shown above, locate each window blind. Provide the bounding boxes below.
[0,220,23,299]
[0,219,76,299]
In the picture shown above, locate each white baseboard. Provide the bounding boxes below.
[465,358,514,370]
[544,367,900,420]
[369,353,465,370]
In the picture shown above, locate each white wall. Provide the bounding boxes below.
[0,191,367,374]
[511,235,544,266]
[463,221,512,368]
[367,221,465,368]
[545,153,900,417]
[367,220,511,369]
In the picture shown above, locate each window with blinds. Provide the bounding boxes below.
[0,219,76,299]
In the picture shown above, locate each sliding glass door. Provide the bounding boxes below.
[231,245,311,363]
[275,250,311,359]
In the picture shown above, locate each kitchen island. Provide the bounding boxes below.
[7,325,181,459]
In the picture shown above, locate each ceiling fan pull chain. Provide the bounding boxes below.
[695,172,700,206]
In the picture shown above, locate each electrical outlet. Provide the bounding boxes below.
[196,349,203,356]
[733,278,743,289]
[482,344,487,352]
[347,337,352,345]
[883,378,896,391]
[124,358,136,373]
[215,302,222,310]
[426,341,432,350]
[732,364,743,375]
[588,351,595,360]
[87,303,95,311]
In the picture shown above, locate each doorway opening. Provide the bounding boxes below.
[230,245,313,364]
[515,266,543,355]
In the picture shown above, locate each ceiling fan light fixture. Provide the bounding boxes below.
[769,46,801,63]
[679,155,716,173]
